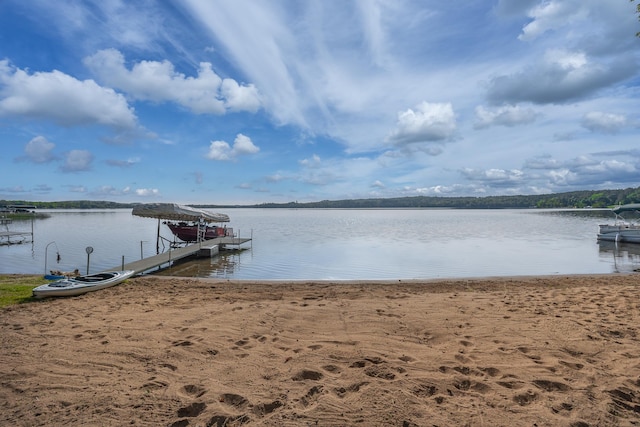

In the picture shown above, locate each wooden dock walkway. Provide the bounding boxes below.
[108,237,251,275]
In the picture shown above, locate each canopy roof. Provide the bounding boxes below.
[612,204,640,215]
[132,203,229,223]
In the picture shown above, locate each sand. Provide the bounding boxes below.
[1,274,640,427]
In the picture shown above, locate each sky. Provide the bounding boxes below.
[1,0,639,205]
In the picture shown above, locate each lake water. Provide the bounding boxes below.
[1,208,639,279]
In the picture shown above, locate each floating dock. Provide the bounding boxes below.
[109,236,251,275]
[0,231,34,245]
[0,217,34,245]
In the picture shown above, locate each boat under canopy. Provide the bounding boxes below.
[132,203,230,252]
[597,204,640,244]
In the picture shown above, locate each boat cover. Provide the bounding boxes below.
[132,203,229,223]
[612,204,640,215]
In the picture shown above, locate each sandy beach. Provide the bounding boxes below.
[1,274,640,426]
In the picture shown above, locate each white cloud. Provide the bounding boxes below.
[581,111,628,134]
[205,133,260,161]
[299,154,321,168]
[220,79,261,113]
[460,168,524,188]
[486,50,636,105]
[387,102,456,145]
[232,133,260,155]
[474,105,538,129]
[135,188,160,197]
[206,141,232,161]
[83,49,262,115]
[61,150,93,172]
[0,60,137,129]
[519,1,578,41]
[265,174,286,183]
[23,136,55,163]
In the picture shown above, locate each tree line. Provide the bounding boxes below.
[6,186,640,210]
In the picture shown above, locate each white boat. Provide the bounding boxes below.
[32,270,136,298]
[597,204,640,243]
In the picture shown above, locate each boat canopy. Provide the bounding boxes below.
[132,203,229,223]
[612,204,640,215]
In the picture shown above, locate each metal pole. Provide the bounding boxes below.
[44,241,56,275]
[122,255,125,271]
[156,218,161,254]
[85,246,93,275]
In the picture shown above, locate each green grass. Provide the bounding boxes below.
[0,275,47,307]
[1,212,50,220]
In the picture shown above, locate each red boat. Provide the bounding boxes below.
[164,221,233,242]
[132,203,232,250]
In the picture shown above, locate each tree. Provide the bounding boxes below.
[634,0,640,36]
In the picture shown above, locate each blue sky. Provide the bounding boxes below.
[1,1,639,205]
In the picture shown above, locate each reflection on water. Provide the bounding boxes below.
[154,248,248,278]
[598,241,640,273]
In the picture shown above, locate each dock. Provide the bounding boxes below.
[1,217,34,245]
[0,231,34,245]
[109,236,251,275]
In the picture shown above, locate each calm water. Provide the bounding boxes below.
[1,208,638,279]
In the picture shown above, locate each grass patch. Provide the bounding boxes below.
[1,212,50,220]
[0,275,47,307]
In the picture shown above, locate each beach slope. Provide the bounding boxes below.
[1,275,639,426]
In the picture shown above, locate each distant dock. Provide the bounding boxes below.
[109,236,251,275]
[0,217,34,245]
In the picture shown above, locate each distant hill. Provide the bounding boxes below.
[4,186,639,210]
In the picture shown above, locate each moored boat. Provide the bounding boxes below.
[32,270,136,298]
[132,203,232,245]
[164,221,233,242]
[597,204,640,243]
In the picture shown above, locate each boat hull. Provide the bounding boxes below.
[597,225,640,243]
[32,270,135,298]
[166,223,230,242]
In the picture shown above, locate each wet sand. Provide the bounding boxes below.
[1,274,640,426]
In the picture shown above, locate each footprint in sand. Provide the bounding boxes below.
[334,382,370,398]
[141,378,168,392]
[181,384,207,398]
[411,382,438,398]
[532,379,570,392]
[292,369,324,381]
[176,401,207,418]
[252,400,283,416]
[220,393,248,409]
[205,414,250,427]
[322,364,341,373]
[513,390,538,406]
[300,385,324,407]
